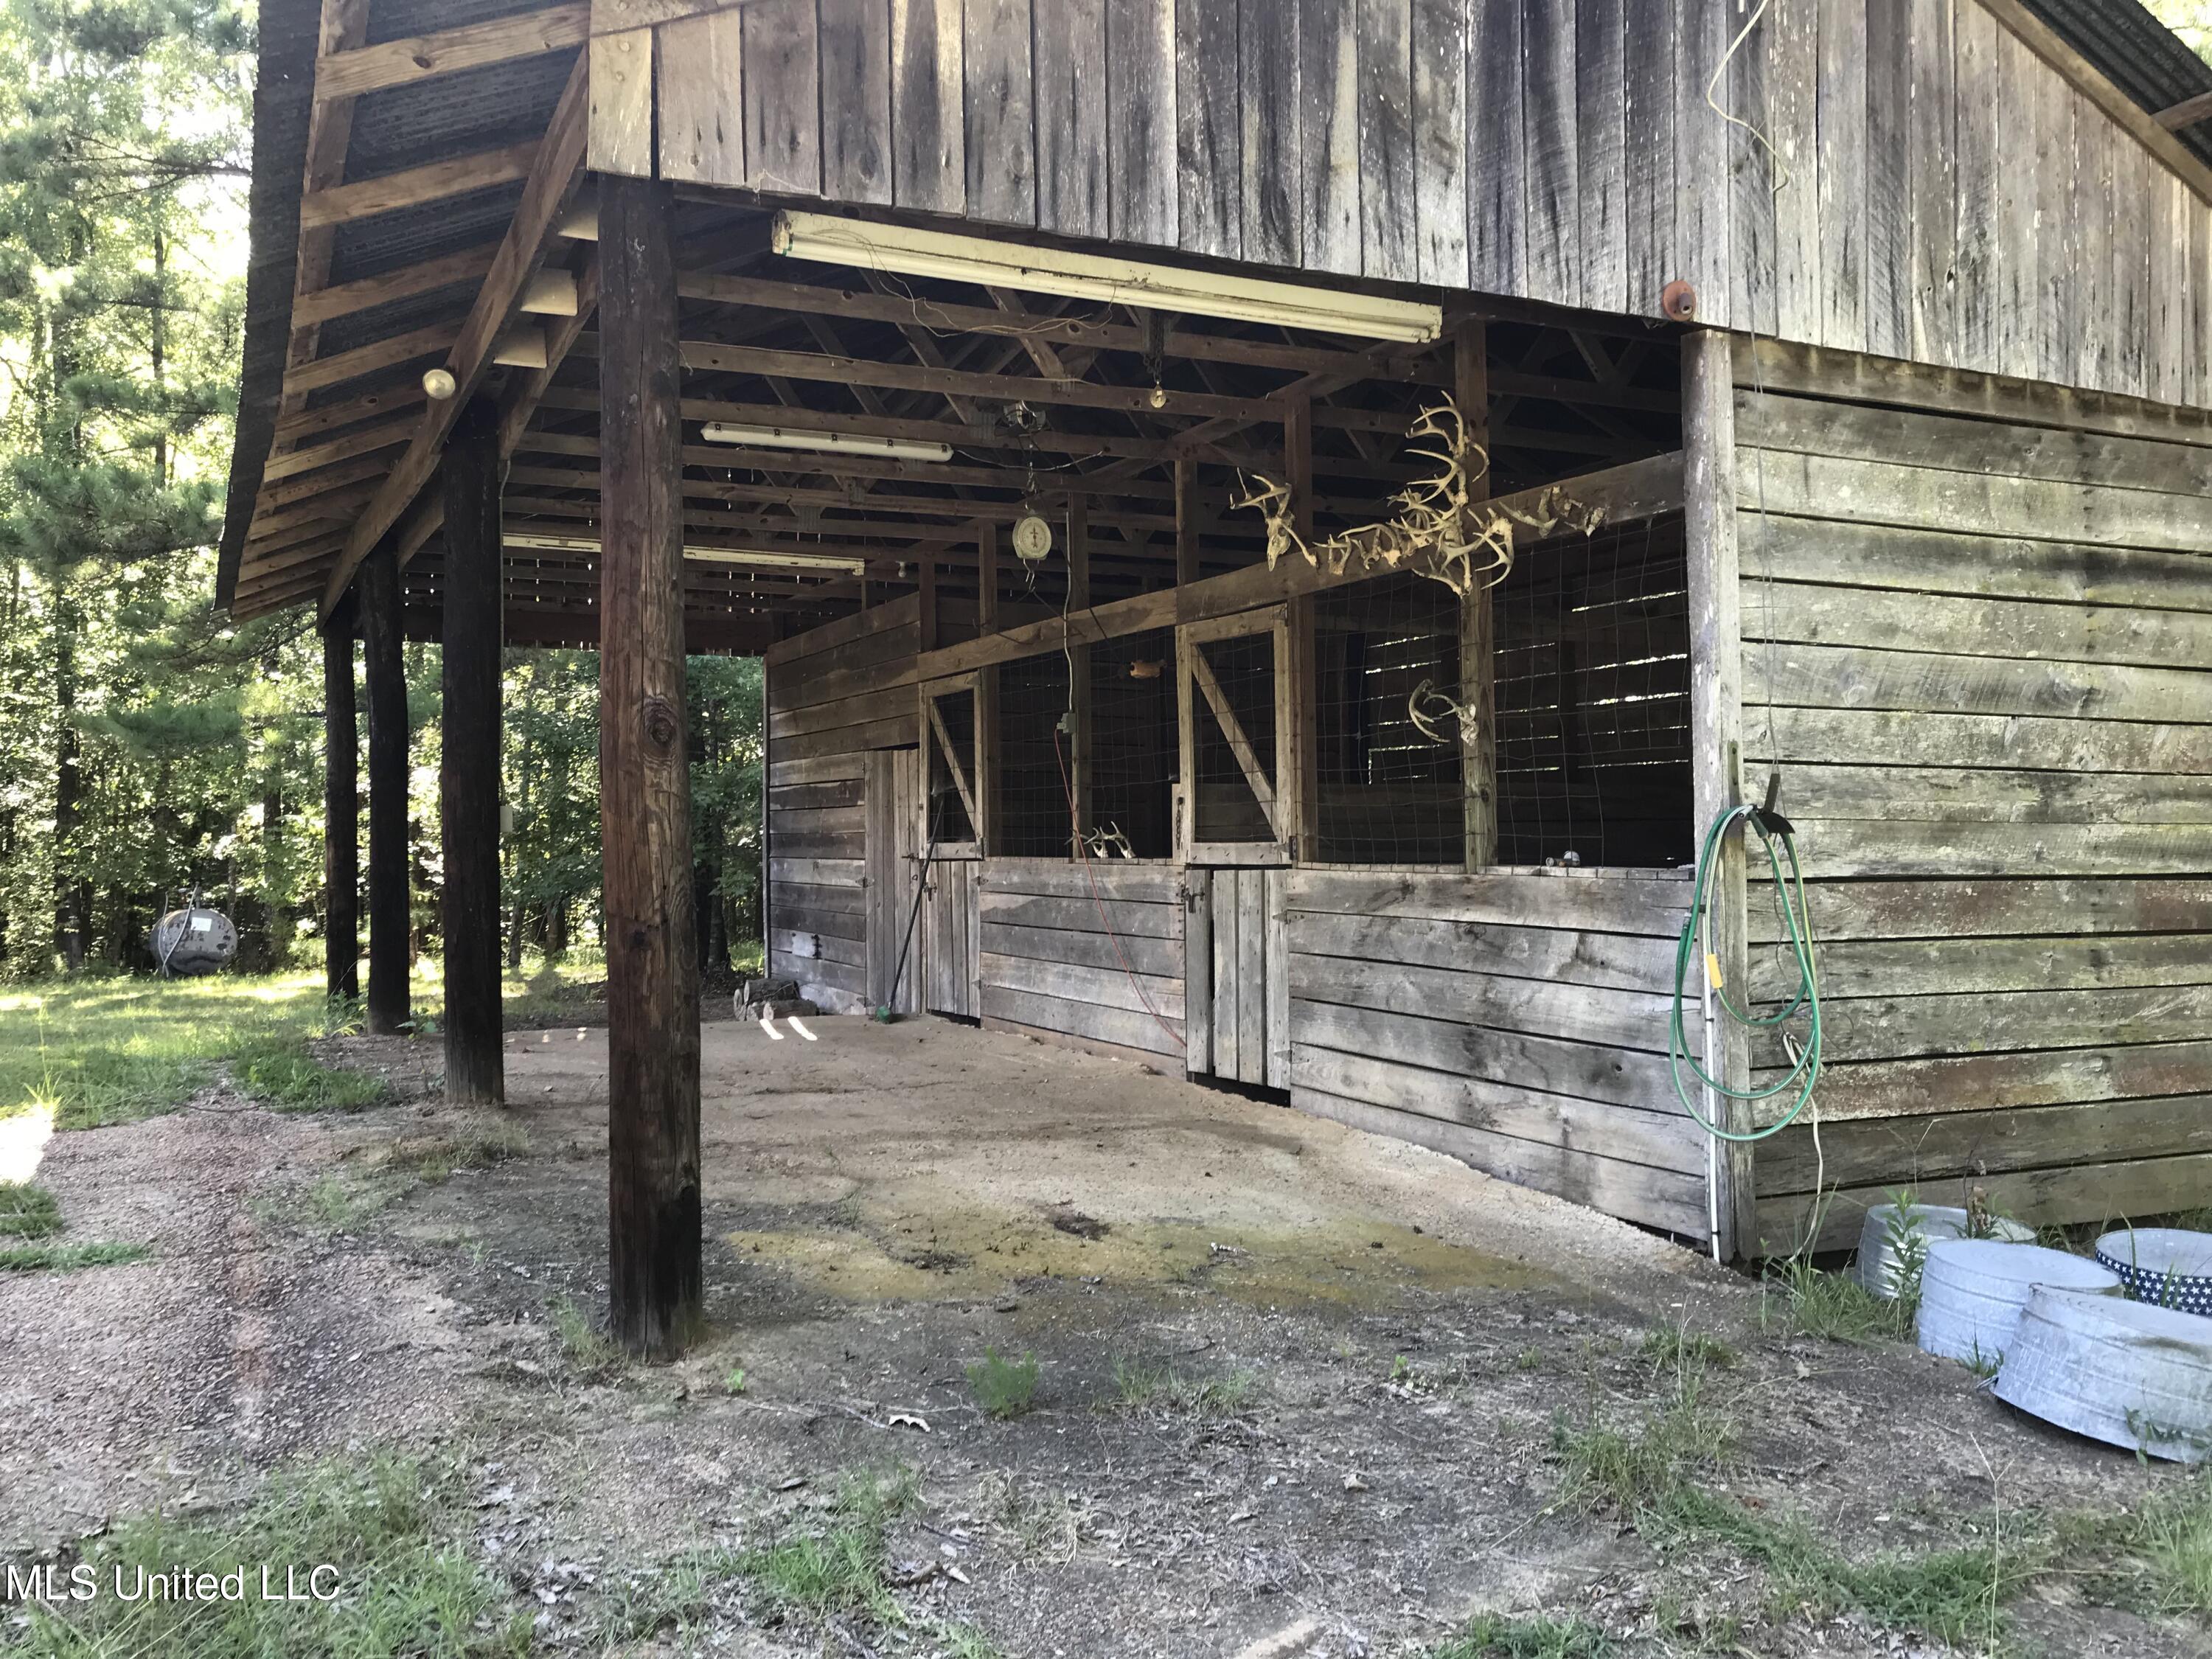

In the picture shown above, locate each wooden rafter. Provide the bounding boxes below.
[321,57,591,617]
[298,139,541,230]
[291,242,503,330]
[313,3,589,102]
[282,323,458,396]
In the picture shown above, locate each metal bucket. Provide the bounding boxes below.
[2093,1229,2212,1318]
[1916,1239,2119,1368]
[1994,1285,2212,1464]
[1853,1203,2034,1299]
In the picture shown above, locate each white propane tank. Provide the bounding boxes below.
[150,907,238,977]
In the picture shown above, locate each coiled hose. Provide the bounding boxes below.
[1668,802,1823,1142]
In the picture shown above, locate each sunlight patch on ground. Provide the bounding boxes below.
[0,1102,53,1183]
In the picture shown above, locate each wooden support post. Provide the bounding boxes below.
[1683,329,1753,1262]
[975,520,998,636]
[599,173,702,1357]
[1066,495,1091,848]
[321,594,360,1004]
[439,397,507,1107]
[358,545,410,1035]
[1282,400,1316,860]
[1283,397,1314,544]
[916,551,938,650]
[1175,456,1201,589]
[1455,322,1498,870]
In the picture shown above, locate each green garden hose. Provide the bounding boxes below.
[1668,801,1823,1143]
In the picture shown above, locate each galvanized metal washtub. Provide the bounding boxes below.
[2093,1228,2212,1318]
[1916,1239,2120,1368]
[1994,1285,2212,1464]
[149,906,237,977]
[1853,1203,2034,1299]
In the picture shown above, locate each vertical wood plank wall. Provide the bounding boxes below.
[765,594,924,1013]
[1734,356,2212,1251]
[609,0,2212,406]
[1284,869,1708,1239]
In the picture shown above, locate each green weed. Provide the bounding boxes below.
[0,1181,63,1239]
[1109,1355,1255,1414]
[9,1453,528,1658]
[231,1037,386,1113]
[394,1119,528,1184]
[1428,1612,1613,1658]
[740,1465,919,1625]
[723,1366,748,1396]
[1662,1486,2023,1649]
[1639,1324,1738,1371]
[967,1348,1038,1419]
[551,1295,623,1373]
[1764,1256,1913,1344]
[0,1240,147,1272]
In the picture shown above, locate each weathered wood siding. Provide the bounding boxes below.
[765,595,924,1013]
[1284,868,1708,1239]
[596,0,2212,405]
[1735,361,2212,1251]
[978,860,1188,1063]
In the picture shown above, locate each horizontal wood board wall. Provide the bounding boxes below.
[1736,369,2212,1253]
[1284,868,1708,1241]
[978,860,1189,1063]
[766,593,925,1013]
[605,0,2212,406]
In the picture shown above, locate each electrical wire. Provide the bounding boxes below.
[1668,804,1822,1142]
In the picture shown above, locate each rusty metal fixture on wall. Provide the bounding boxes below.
[1661,279,1699,322]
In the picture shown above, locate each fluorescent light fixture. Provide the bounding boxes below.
[504,530,864,576]
[771,209,1444,344]
[700,422,953,464]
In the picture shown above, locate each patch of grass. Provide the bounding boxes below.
[232,1037,386,1114]
[1662,1486,2025,1650]
[0,1181,63,1239]
[966,1347,1038,1419]
[723,1366,748,1396]
[2060,1473,2212,1618]
[0,975,368,1131]
[1553,1355,1733,1518]
[1764,1256,1912,1344]
[742,1466,919,1623]
[551,1295,623,1373]
[1108,1355,1256,1415]
[393,1119,529,1184]
[1639,1324,1738,1371]
[0,1239,148,1272]
[1428,1612,1613,1658]
[11,1453,528,1658]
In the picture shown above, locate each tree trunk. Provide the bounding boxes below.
[599,174,702,1359]
[439,397,507,1107]
[359,549,411,1034]
[52,607,83,974]
[324,599,361,1001]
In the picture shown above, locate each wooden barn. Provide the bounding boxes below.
[221,0,2212,1340]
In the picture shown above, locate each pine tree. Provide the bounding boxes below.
[0,0,262,975]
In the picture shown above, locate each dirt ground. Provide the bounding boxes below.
[4,1010,2208,1658]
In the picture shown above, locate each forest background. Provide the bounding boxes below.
[0,0,762,984]
[1,0,2205,984]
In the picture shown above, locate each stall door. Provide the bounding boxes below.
[1181,866,1290,1088]
[864,747,923,1014]
[1178,607,1298,1088]
[921,861,980,1017]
